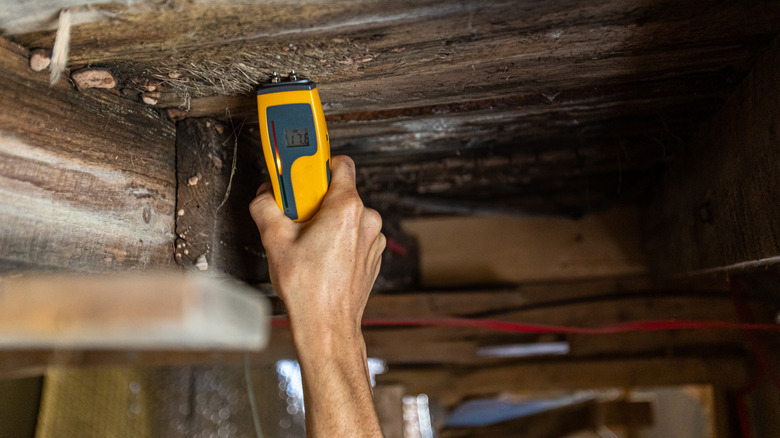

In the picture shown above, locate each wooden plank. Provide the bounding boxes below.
[0,274,270,350]
[402,206,648,286]
[378,357,748,406]
[646,35,780,275]
[0,37,176,273]
[1,281,758,372]
[173,118,268,282]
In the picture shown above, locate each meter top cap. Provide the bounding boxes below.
[256,70,317,95]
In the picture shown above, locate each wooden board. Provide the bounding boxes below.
[402,206,648,286]
[3,277,770,374]
[646,35,780,275]
[0,273,270,350]
[0,37,176,273]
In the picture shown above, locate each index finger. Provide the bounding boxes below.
[249,182,293,235]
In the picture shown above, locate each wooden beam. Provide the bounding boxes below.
[0,37,176,273]
[13,1,778,117]
[378,357,748,406]
[646,36,780,275]
[173,119,268,282]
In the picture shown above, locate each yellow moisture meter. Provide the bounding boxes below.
[256,71,331,222]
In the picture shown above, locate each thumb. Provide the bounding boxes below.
[249,182,292,234]
[322,155,358,207]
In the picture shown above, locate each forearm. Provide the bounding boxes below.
[250,156,386,437]
[291,321,382,437]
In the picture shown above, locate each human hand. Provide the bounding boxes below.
[249,155,385,436]
[249,155,385,341]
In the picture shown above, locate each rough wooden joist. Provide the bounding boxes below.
[173,118,269,282]
[10,0,779,118]
[646,35,780,275]
[0,37,176,273]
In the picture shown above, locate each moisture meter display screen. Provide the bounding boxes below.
[284,128,310,147]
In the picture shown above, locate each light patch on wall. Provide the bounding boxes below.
[477,341,570,358]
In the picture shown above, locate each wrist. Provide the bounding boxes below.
[288,314,365,361]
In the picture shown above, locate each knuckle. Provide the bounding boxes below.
[337,193,364,222]
[364,208,383,233]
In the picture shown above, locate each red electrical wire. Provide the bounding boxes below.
[271,316,780,334]
[270,302,780,436]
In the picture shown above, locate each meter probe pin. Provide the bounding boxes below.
[289,70,298,81]
[270,71,281,83]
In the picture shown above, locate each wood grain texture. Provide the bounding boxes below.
[0,37,176,273]
[646,35,780,274]
[173,118,269,282]
[8,1,780,220]
[12,0,778,112]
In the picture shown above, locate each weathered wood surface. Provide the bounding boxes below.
[11,0,778,115]
[174,118,269,282]
[0,37,176,273]
[379,357,748,406]
[646,35,780,275]
[8,1,780,220]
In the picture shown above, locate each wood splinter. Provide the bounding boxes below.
[71,68,116,91]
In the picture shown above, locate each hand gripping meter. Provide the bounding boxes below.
[256,71,331,222]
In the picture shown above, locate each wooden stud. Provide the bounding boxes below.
[646,36,780,275]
